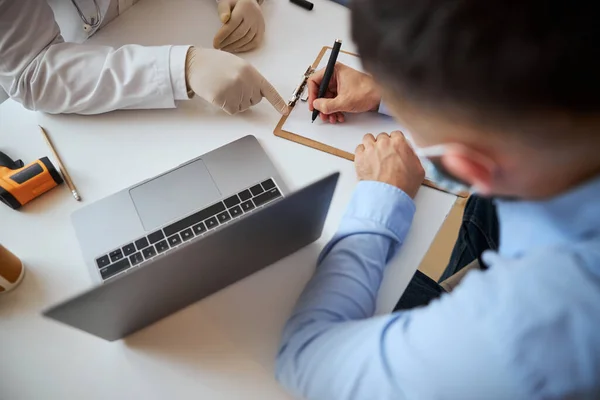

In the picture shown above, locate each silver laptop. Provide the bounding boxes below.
[43,135,338,340]
[70,135,293,284]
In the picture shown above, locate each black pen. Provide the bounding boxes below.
[312,39,342,123]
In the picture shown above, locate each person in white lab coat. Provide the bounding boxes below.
[0,0,287,115]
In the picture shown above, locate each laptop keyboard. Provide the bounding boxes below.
[95,178,283,282]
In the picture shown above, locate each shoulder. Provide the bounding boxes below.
[452,241,600,398]
[480,239,600,308]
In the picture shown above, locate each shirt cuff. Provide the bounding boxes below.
[344,181,416,241]
[169,45,192,101]
[378,101,392,116]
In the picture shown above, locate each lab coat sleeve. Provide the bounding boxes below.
[0,0,191,114]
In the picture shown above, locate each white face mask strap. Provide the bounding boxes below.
[414,144,447,158]
[416,144,490,195]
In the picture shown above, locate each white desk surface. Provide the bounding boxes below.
[0,0,456,398]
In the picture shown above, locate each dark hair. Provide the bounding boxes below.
[351,0,599,122]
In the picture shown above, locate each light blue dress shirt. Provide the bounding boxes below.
[276,177,600,399]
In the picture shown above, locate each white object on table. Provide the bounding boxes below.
[0,0,456,398]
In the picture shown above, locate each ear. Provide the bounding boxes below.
[441,145,495,195]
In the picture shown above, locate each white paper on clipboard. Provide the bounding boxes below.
[281,50,402,155]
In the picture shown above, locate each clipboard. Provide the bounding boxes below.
[274,46,468,198]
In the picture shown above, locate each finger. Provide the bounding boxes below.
[226,32,260,53]
[260,76,288,115]
[239,99,252,113]
[391,130,417,154]
[329,114,337,124]
[390,130,406,141]
[222,99,236,115]
[227,40,259,53]
[308,82,316,111]
[217,21,251,49]
[391,131,411,150]
[320,112,328,122]
[307,68,326,109]
[222,29,257,53]
[363,133,376,146]
[217,1,232,23]
[376,132,391,141]
[214,22,242,49]
[213,14,243,48]
[355,143,365,154]
[336,113,345,123]
[313,97,345,114]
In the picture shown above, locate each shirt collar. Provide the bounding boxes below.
[495,174,600,258]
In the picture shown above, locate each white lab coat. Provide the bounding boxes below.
[45,0,113,44]
[0,0,190,114]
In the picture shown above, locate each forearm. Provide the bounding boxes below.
[0,0,189,114]
[288,234,394,324]
[283,182,415,322]
[277,181,416,394]
[13,43,191,114]
[275,183,522,400]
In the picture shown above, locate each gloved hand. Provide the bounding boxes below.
[213,0,265,53]
[185,47,288,115]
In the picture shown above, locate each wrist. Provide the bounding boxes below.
[369,98,382,112]
[377,166,422,199]
[368,88,382,112]
[362,75,381,112]
[185,47,196,98]
[344,181,416,241]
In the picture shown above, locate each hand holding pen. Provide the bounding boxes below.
[308,57,383,124]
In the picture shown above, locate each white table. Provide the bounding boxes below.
[0,0,456,398]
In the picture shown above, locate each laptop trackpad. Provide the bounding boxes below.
[130,159,221,231]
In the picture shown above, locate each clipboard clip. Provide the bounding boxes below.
[288,65,315,107]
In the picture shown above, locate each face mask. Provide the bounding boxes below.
[412,144,474,194]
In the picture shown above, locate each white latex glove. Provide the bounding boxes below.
[185,47,288,115]
[214,0,265,53]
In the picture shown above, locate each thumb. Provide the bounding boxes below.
[217,1,232,23]
[260,77,289,115]
[313,97,345,114]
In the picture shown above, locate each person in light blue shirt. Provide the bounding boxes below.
[275,0,600,398]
